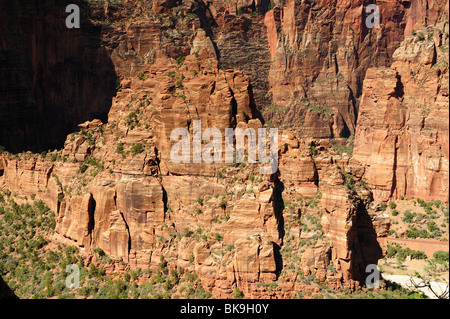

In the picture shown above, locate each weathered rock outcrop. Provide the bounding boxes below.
[0,49,389,297]
[0,0,447,299]
[276,135,389,291]
[1,45,288,297]
[263,0,449,138]
[353,23,449,202]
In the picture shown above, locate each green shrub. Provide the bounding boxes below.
[309,145,318,157]
[226,244,234,251]
[431,229,442,238]
[268,0,276,10]
[344,174,356,191]
[0,199,83,298]
[233,286,244,299]
[306,103,334,118]
[176,74,184,88]
[182,227,191,237]
[433,251,449,262]
[427,221,438,232]
[176,56,185,66]
[406,226,420,239]
[386,244,398,258]
[131,143,143,155]
[78,163,89,174]
[402,210,414,223]
[416,213,425,222]
[219,198,227,208]
[136,72,146,81]
[359,180,370,190]
[388,201,397,209]
[116,143,124,154]
[115,78,122,93]
[93,247,105,257]
[125,111,138,129]
[408,249,427,260]
[388,244,427,261]
[417,32,425,41]
[419,229,429,238]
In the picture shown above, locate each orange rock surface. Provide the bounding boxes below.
[0,0,448,298]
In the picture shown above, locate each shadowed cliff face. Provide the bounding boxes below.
[0,275,17,299]
[0,0,117,153]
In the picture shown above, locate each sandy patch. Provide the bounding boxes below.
[382,274,449,299]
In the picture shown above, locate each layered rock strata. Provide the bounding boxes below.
[0,0,447,298]
[353,23,449,202]
[0,48,389,297]
[263,0,449,138]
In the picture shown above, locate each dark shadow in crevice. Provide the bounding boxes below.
[87,193,96,237]
[0,275,18,299]
[120,212,132,257]
[272,242,283,277]
[190,0,221,61]
[349,200,383,285]
[395,73,405,99]
[271,176,285,278]
[272,177,285,244]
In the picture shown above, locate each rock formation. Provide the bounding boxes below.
[0,48,389,297]
[353,22,449,202]
[263,0,448,138]
[0,0,448,298]
[0,0,118,153]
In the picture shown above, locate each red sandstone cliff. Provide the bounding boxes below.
[0,0,448,298]
[263,0,448,138]
[0,47,390,296]
[353,22,449,202]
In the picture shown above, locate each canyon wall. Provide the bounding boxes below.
[0,0,448,298]
[0,0,118,153]
[263,0,448,138]
[0,47,389,297]
[353,22,449,202]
